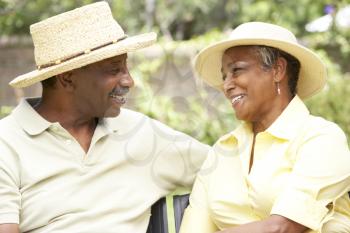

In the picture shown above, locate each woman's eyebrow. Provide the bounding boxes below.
[222,62,234,71]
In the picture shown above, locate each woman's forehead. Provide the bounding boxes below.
[224,45,255,55]
[222,46,258,63]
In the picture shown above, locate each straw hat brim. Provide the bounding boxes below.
[194,38,327,99]
[10,32,157,88]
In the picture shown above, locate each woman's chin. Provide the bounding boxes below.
[233,110,249,121]
[231,104,243,119]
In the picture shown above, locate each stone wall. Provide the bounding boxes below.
[0,41,206,107]
[0,42,41,106]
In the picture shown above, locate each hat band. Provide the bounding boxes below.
[36,35,128,70]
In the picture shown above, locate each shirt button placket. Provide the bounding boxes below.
[246,177,258,220]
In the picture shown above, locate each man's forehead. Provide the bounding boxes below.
[91,53,128,67]
[103,53,128,64]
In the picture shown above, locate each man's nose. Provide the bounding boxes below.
[120,70,134,88]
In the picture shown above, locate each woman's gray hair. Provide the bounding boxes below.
[252,45,300,96]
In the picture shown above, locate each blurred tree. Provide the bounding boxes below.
[0,0,346,40]
[1,0,349,144]
[0,0,96,35]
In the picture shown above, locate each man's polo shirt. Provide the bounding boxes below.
[0,98,209,233]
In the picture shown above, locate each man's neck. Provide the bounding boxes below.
[34,95,97,153]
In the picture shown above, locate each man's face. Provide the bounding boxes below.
[71,54,134,118]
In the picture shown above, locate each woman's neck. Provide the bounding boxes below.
[252,94,293,135]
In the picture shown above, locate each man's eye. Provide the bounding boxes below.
[111,69,121,74]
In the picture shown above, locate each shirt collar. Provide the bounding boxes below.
[218,121,252,148]
[12,98,119,137]
[12,98,52,136]
[218,95,309,145]
[266,95,309,140]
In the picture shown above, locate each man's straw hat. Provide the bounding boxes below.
[193,22,327,99]
[10,1,156,88]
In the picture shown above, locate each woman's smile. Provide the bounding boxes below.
[231,94,246,108]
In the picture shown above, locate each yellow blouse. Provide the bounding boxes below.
[180,96,350,233]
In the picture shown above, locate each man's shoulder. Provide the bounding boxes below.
[103,108,152,136]
[106,108,149,125]
[0,113,21,141]
[120,108,148,119]
[106,108,206,144]
[0,113,17,131]
[108,108,176,130]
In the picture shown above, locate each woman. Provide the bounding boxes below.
[180,22,350,233]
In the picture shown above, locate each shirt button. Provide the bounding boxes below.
[51,126,59,131]
[65,139,72,145]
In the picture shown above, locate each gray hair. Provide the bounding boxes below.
[252,45,300,96]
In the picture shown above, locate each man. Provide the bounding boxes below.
[0,2,209,232]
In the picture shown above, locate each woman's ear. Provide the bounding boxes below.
[273,56,288,82]
[56,71,75,91]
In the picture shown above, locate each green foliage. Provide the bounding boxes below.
[306,52,350,144]
[0,106,13,119]
[307,76,350,141]
[0,0,96,35]
[1,0,349,144]
[130,59,238,145]
[129,31,350,145]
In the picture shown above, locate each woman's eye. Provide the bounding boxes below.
[222,73,227,81]
[232,67,242,73]
[222,65,244,80]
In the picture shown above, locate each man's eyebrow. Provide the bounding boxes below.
[109,60,123,66]
[108,55,128,66]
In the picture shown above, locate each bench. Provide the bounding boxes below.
[147,194,190,233]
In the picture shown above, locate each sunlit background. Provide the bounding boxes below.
[1,0,349,145]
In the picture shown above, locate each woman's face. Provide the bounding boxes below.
[221,46,277,123]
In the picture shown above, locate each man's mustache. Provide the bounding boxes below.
[109,87,129,96]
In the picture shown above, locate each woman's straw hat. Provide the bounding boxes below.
[10,1,156,88]
[193,22,327,99]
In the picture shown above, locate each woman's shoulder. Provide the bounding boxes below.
[304,114,347,140]
[293,114,350,163]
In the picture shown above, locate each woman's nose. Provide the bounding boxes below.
[223,77,235,96]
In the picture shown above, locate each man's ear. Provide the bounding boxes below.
[56,71,75,91]
[273,56,288,82]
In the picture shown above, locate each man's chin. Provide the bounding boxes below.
[103,107,121,118]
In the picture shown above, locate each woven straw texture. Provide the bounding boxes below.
[193,22,327,99]
[10,1,157,88]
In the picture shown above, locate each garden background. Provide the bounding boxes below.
[0,0,349,145]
